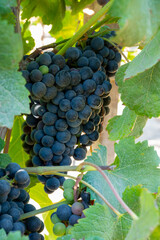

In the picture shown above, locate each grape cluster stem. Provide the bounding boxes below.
[78,162,139,220]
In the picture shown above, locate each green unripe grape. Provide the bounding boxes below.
[39,65,49,74]
[63,179,75,189]
[53,222,66,236]
[51,213,61,224]
[63,188,74,203]
[66,225,73,234]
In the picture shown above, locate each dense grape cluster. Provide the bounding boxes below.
[50,179,91,236]
[21,30,120,193]
[0,163,44,240]
[76,31,121,78]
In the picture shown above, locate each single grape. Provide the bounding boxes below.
[55,70,71,87]
[52,55,66,69]
[70,71,81,86]
[63,188,74,203]
[32,82,47,98]
[49,64,60,75]
[63,179,75,189]
[42,73,55,87]
[38,53,52,66]
[69,214,81,226]
[50,212,61,224]
[46,177,60,191]
[73,147,86,160]
[26,216,42,232]
[42,112,57,125]
[79,67,93,80]
[71,202,84,215]
[39,147,53,161]
[27,61,39,72]
[56,204,72,221]
[39,65,49,74]
[66,47,80,61]
[83,50,96,58]
[53,222,66,236]
[71,96,85,111]
[52,141,65,155]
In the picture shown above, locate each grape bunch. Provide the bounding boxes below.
[76,31,121,78]
[21,30,120,194]
[0,163,44,240]
[50,179,91,237]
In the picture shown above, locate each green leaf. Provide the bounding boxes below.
[0,19,23,70]
[112,213,132,240]
[150,225,160,239]
[21,0,66,34]
[0,138,5,151]
[125,189,159,240]
[71,203,116,239]
[124,30,160,80]
[83,138,160,209]
[109,0,160,46]
[116,62,160,118]
[0,229,7,240]
[107,107,147,140]
[122,185,142,215]
[21,21,35,54]
[0,70,30,128]
[0,229,29,240]
[29,183,57,240]
[0,153,11,168]
[0,0,16,24]
[66,0,95,15]
[113,186,143,239]
[8,116,29,167]
[50,10,83,38]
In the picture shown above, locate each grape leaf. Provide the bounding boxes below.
[0,138,5,151]
[0,0,16,24]
[113,186,143,239]
[125,189,159,240]
[29,183,57,240]
[0,153,11,168]
[66,0,95,15]
[116,62,160,118]
[0,70,30,128]
[21,0,66,34]
[0,229,29,240]
[109,0,160,46]
[150,225,160,239]
[21,20,35,55]
[0,19,22,70]
[50,10,83,38]
[8,116,29,167]
[0,19,30,128]
[83,138,160,209]
[71,203,116,239]
[107,107,147,140]
[124,30,160,80]
[122,185,142,215]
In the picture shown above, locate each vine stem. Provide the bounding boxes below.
[102,37,129,63]
[74,173,83,202]
[20,200,67,220]
[24,164,115,174]
[4,129,12,153]
[58,0,114,55]
[25,171,121,217]
[77,162,138,220]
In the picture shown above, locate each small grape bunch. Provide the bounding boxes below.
[50,179,91,237]
[0,163,44,240]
